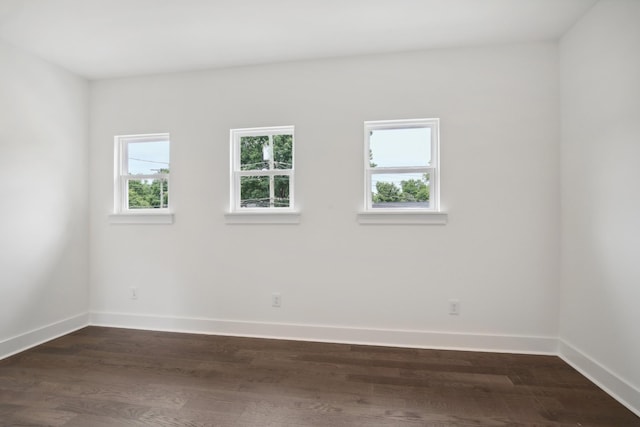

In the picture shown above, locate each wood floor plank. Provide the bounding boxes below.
[7,408,77,427]
[0,326,637,427]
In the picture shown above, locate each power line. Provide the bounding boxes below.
[129,157,169,165]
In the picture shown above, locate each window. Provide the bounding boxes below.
[113,133,171,219]
[230,126,294,212]
[364,119,440,212]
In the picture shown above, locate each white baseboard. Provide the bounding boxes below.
[559,339,640,417]
[89,311,557,355]
[0,312,90,360]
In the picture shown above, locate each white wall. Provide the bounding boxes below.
[0,40,89,356]
[89,43,561,352]
[559,0,640,413]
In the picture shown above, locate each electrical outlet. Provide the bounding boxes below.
[449,299,460,315]
[130,287,138,300]
[272,293,281,308]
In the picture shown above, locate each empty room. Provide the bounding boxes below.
[1,0,639,425]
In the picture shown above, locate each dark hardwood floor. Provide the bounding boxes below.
[0,327,638,426]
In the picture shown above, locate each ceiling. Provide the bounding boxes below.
[0,0,597,80]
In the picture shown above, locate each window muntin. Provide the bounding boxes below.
[115,134,170,212]
[231,126,294,211]
[365,119,439,211]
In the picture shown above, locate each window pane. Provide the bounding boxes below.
[240,176,269,207]
[369,127,431,168]
[240,136,269,171]
[371,173,430,209]
[240,135,293,171]
[240,175,290,208]
[273,134,293,170]
[127,179,168,209]
[273,175,290,207]
[128,141,170,175]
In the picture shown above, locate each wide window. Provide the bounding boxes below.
[114,133,170,213]
[230,126,294,211]
[364,119,439,212]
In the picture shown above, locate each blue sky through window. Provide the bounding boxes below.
[128,141,170,175]
[370,127,430,167]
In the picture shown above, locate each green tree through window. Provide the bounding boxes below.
[128,168,169,209]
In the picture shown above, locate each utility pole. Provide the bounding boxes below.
[268,135,275,207]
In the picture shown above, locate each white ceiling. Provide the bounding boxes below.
[0,0,597,80]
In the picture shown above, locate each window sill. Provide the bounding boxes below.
[357,211,447,225]
[225,211,301,224]
[108,212,174,225]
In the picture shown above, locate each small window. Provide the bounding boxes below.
[114,133,170,213]
[364,119,439,211]
[230,126,294,211]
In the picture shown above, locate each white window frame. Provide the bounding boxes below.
[110,133,173,224]
[228,126,296,218]
[359,119,446,225]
